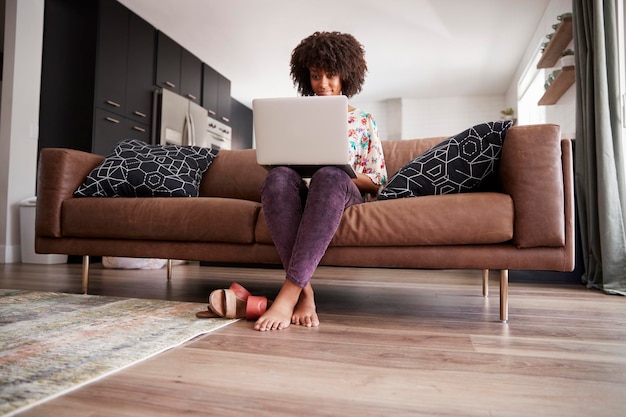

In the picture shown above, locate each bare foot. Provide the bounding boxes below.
[292,283,319,327]
[254,280,301,331]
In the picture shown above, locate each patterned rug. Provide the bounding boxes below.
[0,289,236,416]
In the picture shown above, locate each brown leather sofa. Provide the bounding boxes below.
[35,124,575,321]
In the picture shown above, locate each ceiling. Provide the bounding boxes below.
[118,0,551,108]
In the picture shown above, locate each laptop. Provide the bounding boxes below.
[252,95,356,178]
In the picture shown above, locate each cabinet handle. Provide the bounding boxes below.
[165,81,176,88]
[133,111,147,118]
[221,116,230,123]
[187,94,197,100]
[105,100,121,107]
[131,126,146,132]
[208,109,216,116]
[105,116,120,124]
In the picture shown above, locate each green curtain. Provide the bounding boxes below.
[573,0,626,295]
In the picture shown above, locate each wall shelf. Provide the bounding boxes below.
[538,66,575,105]
[537,16,573,69]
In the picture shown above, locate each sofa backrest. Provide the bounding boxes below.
[199,137,450,202]
[199,128,560,207]
[199,149,267,202]
[381,137,446,177]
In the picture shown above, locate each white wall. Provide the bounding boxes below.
[394,96,505,139]
[351,95,505,140]
[0,0,44,263]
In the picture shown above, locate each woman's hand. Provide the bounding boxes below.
[352,173,381,195]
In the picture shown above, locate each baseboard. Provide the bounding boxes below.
[0,244,21,263]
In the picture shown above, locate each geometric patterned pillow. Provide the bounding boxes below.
[377,120,513,200]
[74,139,219,197]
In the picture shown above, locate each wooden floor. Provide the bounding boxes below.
[1,262,625,417]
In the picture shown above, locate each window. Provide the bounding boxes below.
[517,46,547,126]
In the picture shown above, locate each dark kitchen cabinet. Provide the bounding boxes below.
[93,108,126,156]
[39,0,98,154]
[217,75,232,124]
[125,13,156,124]
[202,64,232,124]
[125,120,151,143]
[156,32,203,105]
[230,98,253,149]
[155,32,181,93]
[96,0,155,124]
[201,64,218,118]
[94,108,150,155]
[39,0,155,155]
[94,0,127,116]
[180,49,202,103]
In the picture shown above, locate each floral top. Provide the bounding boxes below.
[348,108,387,186]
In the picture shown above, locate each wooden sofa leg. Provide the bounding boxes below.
[81,255,90,294]
[167,259,172,280]
[500,269,509,322]
[482,269,489,297]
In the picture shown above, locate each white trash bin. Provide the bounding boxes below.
[19,197,68,264]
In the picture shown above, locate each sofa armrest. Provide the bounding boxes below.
[499,124,567,248]
[36,148,104,237]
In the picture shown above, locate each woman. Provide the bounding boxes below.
[254,31,387,331]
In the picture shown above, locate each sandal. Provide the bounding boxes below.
[228,282,251,300]
[209,288,247,318]
[243,295,271,320]
[196,282,252,319]
[208,282,271,320]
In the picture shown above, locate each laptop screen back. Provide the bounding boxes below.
[253,96,355,177]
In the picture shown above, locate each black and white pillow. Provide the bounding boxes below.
[377,120,513,200]
[74,139,219,197]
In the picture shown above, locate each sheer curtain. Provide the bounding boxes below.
[573,0,626,295]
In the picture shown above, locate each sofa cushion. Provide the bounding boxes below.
[74,140,218,198]
[378,121,512,200]
[62,197,261,244]
[255,193,514,246]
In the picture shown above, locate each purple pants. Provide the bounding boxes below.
[261,166,364,288]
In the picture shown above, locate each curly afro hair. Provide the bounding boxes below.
[290,31,367,98]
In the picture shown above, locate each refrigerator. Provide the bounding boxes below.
[157,88,208,146]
